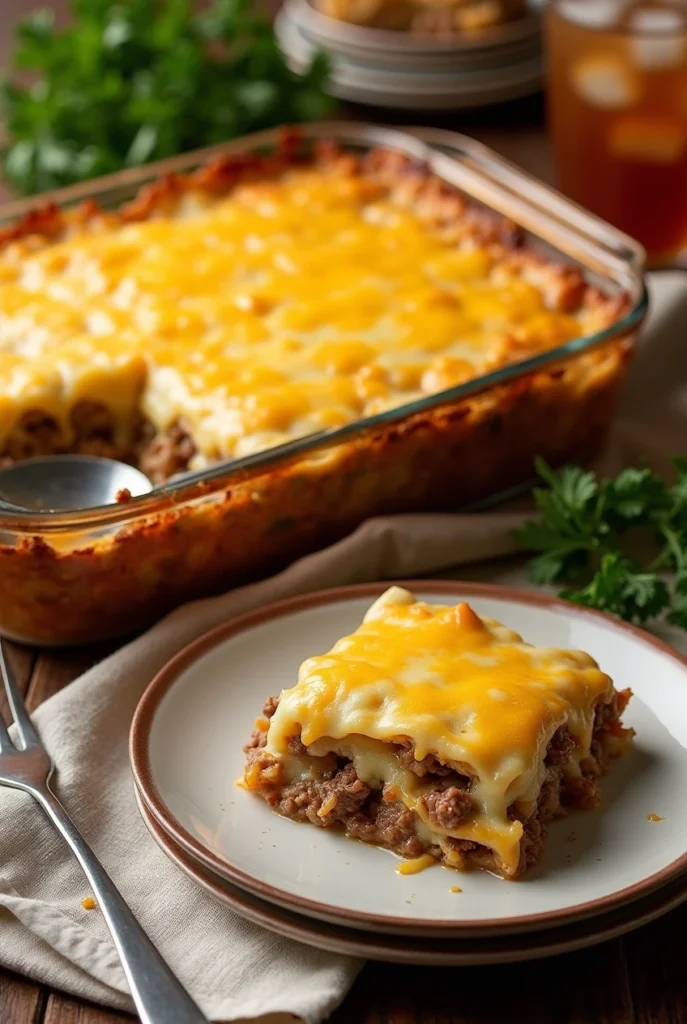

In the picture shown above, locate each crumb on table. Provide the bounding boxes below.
[81,896,97,910]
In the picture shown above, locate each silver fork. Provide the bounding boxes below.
[0,640,208,1024]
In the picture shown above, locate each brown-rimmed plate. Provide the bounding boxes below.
[130,581,687,938]
[136,787,687,965]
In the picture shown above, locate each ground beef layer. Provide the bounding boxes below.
[243,688,633,879]
[0,401,123,465]
[0,409,195,485]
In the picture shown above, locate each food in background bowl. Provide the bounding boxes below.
[315,0,527,33]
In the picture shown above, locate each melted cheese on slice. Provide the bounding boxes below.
[267,586,613,875]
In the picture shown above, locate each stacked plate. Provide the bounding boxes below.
[130,581,687,964]
[275,0,544,110]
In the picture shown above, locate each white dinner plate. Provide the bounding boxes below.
[130,581,687,938]
[136,788,687,965]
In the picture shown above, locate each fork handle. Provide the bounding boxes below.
[34,784,209,1024]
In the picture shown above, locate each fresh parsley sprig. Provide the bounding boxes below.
[514,456,687,629]
[0,0,333,196]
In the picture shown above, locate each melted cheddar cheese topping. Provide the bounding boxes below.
[0,164,609,465]
[266,587,613,876]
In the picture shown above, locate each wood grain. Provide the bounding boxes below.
[331,941,637,1024]
[26,648,117,711]
[0,5,680,1021]
[43,993,131,1024]
[0,644,35,716]
[0,972,45,1024]
[624,908,687,1024]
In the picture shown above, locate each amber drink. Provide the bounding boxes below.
[547,0,687,262]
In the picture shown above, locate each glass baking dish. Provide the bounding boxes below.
[0,122,647,645]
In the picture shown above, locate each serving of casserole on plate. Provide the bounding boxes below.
[130,581,687,945]
[242,586,634,880]
[0,124,645,644]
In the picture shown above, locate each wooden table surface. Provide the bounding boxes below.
[0,3,686,1020]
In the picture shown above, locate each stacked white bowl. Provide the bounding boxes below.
[275,0,544,110]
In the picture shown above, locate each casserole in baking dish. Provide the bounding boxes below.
[0,124,647,644]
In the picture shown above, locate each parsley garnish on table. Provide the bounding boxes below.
[514,457,687,630]
[0,0,333,195]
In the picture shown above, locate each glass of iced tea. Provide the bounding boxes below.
[546,0,687,264]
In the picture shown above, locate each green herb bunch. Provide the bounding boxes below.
[514,457,687,629]
[1,0,333,195]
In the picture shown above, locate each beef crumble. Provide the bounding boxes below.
[137,420,196,483]
[242,693,632,878]
[421,786,473,830]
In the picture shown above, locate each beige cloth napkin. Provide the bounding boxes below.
[0,271,684,1022]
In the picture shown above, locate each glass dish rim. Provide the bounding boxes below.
[0,121,648,532]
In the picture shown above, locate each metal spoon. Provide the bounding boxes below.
[0,455,153,513]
